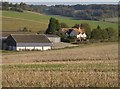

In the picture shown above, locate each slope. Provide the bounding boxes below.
[2,11,118,32]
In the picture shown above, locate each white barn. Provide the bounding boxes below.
[46,34,61,43]
[6,34,52,51]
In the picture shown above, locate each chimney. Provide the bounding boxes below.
[78,24,81,33]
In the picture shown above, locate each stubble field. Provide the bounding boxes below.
[2,42,118,87]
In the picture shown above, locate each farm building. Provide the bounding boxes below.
[6,34,52,51]
[62,27,87,41]
[46,34,61,43]
[0,31,35,50]
[62,27,85,34]
[0,32,9,50]
[65,29,78,37]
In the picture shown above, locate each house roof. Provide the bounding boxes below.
[62,27,85,34]
[10,34,51,43]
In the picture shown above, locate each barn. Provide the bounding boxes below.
[6,34,52,51]
[46,34,61,43]
[1,31,36,50]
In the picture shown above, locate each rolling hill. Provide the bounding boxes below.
[2,10,118,32]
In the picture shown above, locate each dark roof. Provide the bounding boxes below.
[46,34,60,38]
[1,31,35,38]
[10,34,51,43]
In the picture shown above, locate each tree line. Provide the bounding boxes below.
[46,17,118,43]
[1,2,118,20]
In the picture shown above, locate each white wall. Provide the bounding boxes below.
[25,47,34,50]
[17,47,25,51]
[43,46,51,50]
[48,37,60,43]
[34,46,42,51]
[16,46,51,51]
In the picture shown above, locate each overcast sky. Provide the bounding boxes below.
[1,0,120,6]
[2,0,120,2]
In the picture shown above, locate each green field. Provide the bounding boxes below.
[2,10,118,32]
[103,17,118,23]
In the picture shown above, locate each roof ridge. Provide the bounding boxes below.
[9,34,52,43]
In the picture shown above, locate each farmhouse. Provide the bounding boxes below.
[46,34,61,43]
[62,27,87,40]
[6,34,52,51]
[62,27,85,34]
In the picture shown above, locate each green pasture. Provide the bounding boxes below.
[2,10,118,32]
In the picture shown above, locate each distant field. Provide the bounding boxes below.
[104,17,118,23]
[2,11,118,32]
[2,17,47,32]
[2,43,118,87]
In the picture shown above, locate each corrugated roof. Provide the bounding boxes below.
[1,31,35,38]
[10,34,51,43]
[46,34,60,38]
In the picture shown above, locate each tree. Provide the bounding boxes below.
[97,25,101,29]
[18,27,31,32]
[45,17,61,34]
[101,29,109,40]
[2,2,9,10]
[23,27,28,32]
[81,23,91,39]
[72,24,80,28]
[118,25,120,37]
[60,22,69,28]
[91,28,102,40]
[9,3,13,7]
[91,26,117,41]
[105,27,118,41]
[14,3,19,8]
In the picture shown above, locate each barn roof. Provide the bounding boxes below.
[1,31,35,38]
[46,34,60,38]
[10,34,51,43]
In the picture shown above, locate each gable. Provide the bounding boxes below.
[6,35,16,46]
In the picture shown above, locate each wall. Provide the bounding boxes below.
[16,46,51,51]
[43,46,51,50]
[34,46,42,51]
[48,37,61,43]
[16,47,25,51]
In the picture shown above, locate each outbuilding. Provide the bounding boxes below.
[46,34,61,43]
[6,34,52,51]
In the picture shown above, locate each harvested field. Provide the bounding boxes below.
[3,70,118,87]
[52,42,78,49]
[2,42,118,87]
[2,43,118,64]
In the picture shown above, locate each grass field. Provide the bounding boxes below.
[2,11,118,32]
[2,42,118,87]
[103,17,118,23]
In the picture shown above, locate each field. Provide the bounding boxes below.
[2,42,118,87]
[2,11,118,32]
[103,17,118,23]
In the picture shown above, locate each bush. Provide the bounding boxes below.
[10,7,23,12]
[91,26,118,42]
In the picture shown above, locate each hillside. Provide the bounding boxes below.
[2,11,118,32]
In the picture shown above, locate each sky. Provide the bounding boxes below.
[1,0,120,5]
[2,0,120,2]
